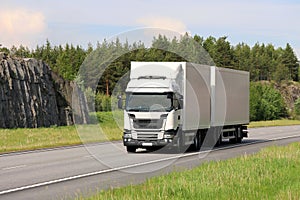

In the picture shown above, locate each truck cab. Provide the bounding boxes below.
[123,91,182,152]
[121,62,185,152]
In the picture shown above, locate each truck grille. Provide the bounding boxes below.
[137,133,158,140]
[133,119,163,129]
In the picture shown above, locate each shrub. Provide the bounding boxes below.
[294,98,300,117]
[250,82,287,121]
[94,93,118,112]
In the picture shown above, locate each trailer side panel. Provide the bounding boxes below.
[183,63,211,131]
[212,67,249,126]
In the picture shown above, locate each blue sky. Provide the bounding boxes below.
[1,0,299,58]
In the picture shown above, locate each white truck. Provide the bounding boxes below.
[119,62,249,153]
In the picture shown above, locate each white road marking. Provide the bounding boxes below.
[83,155,94,158]
[1,133,300,195]
[2,165,26,171]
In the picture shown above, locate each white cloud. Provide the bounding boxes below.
[0,8,46,48]
[137,16,190,35]
[0,1,299,51]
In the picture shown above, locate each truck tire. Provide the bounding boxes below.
[236,127,242,143]
[236,136,242,143]
[176,135,185,153]
[126,146,136,153]
[216,134,222,146]
[229,138,236,143]
[229,127,243,143]
[193,131,201,151]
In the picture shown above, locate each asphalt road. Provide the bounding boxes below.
[1,125,300,200]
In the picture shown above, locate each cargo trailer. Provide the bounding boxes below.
[119,62,249,152]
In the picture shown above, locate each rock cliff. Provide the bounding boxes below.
[0,52,88,128]
[274,81,300,114]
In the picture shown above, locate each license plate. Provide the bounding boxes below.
[142,143,153,146]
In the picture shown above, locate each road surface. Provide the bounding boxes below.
[1,125,300,200]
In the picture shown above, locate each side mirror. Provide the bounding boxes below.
[178,98,183,109]
[117,95,123,109]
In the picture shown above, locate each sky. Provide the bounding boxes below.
[0,0,300,59]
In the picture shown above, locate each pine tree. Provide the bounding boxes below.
[213,36,234,67]
[281,43,299,81]
[232,43,251,71]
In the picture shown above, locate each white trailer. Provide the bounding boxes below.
[120,62,249,152]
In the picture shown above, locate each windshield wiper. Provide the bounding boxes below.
[127,106,149,112]
[127,108,140,112]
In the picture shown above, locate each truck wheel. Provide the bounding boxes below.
[229,138,235,143]
[229,127,242,144]
[126,146,136,153]
[237,136,242,143]
[237,127,243,143]
[193,131,201,151]
[230,136,242,143]
[176,137,184,153]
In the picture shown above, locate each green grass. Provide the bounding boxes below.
[1,113,300,154]
[78,142,300,200]
[0,111,123,153]
[248,119,300,128]
[0,126,79,153]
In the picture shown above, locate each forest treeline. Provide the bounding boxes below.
[1,34,299,121]
[1,34,299,87]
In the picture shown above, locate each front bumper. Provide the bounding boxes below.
[123,129,178,148]
[123,139,173,147]
[123,138,175,147]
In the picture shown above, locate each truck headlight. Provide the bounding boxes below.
[164,129,176,139]
[124,134,132,138]
[124,129,132,139]
[164,134,173,139]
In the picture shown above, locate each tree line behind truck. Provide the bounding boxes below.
[0,34,298,121]
[1,34,298,85]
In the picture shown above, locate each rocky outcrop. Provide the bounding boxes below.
[51,71,89,125]
[0,52,88,128]
[274,81,300,113]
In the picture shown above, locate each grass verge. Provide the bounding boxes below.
[248,119,300,128]
[1,113,300,154]
[0,112,123,154]
[78,142,300,200]
[0,126,80,153]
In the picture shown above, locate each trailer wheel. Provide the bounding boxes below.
[229,138,235,143]
[126,146,136,153]
[229,127,243,144]
[236,136,242,143]
[237,127,243,143]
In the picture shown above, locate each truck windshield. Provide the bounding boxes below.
[126,93,173,112]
